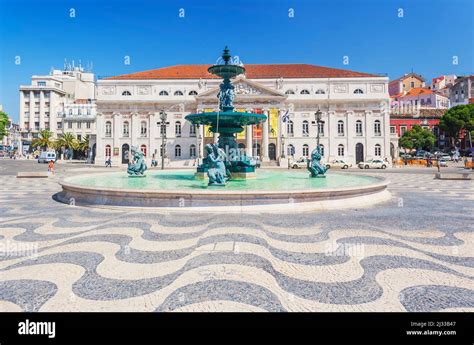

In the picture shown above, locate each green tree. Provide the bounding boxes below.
[31,130,54,150]
[0,111,9,141]
[439,104,474,146]
[57,132,78,150]
[399,125,436,152]
[77,135,89,153]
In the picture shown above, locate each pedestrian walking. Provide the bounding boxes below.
[105,157,112,167]
[48,160,55,174]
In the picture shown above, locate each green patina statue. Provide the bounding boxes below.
[205,143,227,186]
[307,146,327,178]
[127,146,147,176]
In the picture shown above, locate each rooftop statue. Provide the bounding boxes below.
[205,143,227,186]
[307,146,327,178]
[127,146,147,176]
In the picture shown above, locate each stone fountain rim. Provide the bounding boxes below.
[58,170,389,196]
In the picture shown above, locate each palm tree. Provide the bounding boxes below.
[77,135,90,153]
[57,132,78,160]
[58,132,78,150]
[31,130,54,151]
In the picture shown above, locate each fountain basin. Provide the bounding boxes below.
[56,170,391,212]
[185,111,266,132]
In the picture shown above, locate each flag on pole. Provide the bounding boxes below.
[281,110,290,123]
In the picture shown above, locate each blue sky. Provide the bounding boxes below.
[0,0,472,122]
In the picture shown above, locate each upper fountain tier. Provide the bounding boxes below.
[207,46,245,80]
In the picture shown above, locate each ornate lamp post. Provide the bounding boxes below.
[315,108,322,148]
[196,123,202,166]
[159,110,167,170]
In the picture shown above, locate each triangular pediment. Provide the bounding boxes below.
[196,77,287,99]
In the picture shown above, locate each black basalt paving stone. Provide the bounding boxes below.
[400,285,474,312]
[0,279,58,311]
[155,279,287,312]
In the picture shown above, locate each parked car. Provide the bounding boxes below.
[358,159,387,169]
[37,151,57,163]
[438,158,448,167]
[439,154,452,161]
[290,157,309,169]
[325,159,351,169]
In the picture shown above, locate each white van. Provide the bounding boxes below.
[37,151,57,163]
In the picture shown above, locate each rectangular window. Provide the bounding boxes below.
[337,121,344,136]
[390,126,396,134]
[68,122,72,129]
[37,81,46,86]
[77,122,82,129]
[400,126,407,135]
[86,122,91,129]
[57,122,62,129]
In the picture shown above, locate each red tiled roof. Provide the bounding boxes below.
[104,64,379,80]
[404,87,434,96]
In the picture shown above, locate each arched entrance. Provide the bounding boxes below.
[268,143,276,160]
[122,144,130,164]
[252,143,260,157]
[355,143,364,163]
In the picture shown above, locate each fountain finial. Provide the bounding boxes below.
[222,46,231,65]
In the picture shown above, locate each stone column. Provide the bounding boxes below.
[364,111,370,160]
[262,109,269,161]
[277,109,284,159]
[245,125,253,156]
[148,112,155,159]
[113,113,121,164]
[95,112,104,165]
[131,112,139,148]
[346,110,354,164]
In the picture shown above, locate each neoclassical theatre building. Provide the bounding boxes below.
[94,64,391,166]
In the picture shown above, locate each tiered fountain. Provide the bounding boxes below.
[185,47,266,179]
[56,47,390,211]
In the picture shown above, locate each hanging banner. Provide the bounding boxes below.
[236,108,246,139]
[204,108,214,138]
[253,109,262,140]
[269,108,279,138]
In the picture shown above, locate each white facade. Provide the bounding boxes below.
[95,67,390,166]
[19,66,95,146]
[390,89,450,111]
[61,100,97,141]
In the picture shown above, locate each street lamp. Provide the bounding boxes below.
[315,108,322,148]
[159,110,167,170]
[196,124,202,166]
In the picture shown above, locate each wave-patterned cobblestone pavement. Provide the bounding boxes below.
[0,172,473,312]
